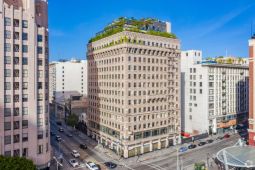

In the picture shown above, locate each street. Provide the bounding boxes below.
[50,116,240,170]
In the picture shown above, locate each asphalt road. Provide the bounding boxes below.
[49,116,240,170]
[129,135,239,170]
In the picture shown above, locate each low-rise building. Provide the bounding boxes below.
[181,51,249,135]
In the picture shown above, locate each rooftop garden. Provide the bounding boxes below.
[89,17,177,43]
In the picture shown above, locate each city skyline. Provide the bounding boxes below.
[49,0,255,61]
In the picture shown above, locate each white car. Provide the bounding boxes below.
[85,162,100,170]
[71,150,80,158]
[69,159,79,168]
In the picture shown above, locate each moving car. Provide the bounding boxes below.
[179,147,188,153]
[198,141,206,146]
[71,150,80,158]
[58,128,64,132]
[66,133,73,137]
[86,162,100,170]
[69,159,79,168]
[224,134,230,138]
[188,144,197,149]
[80,144,87,150]
[104,162,117,169]
[206,139,214,144]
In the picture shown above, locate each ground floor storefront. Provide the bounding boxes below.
[87,128,179,158]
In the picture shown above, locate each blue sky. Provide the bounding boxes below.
[49,0,255,61]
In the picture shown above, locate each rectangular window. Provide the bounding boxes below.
[38,145,43,154]
[37,35,43,42]
[22,133,28,142]
[22,107,28,115]
[22,45,28,53]
[13,19,19,27]
[14,108,20,116]
[38,94,43,101]
[38,82,43,89]
[22,57,28,65]
[22,120,28,129]
[5,30,11,39]
[37,118,43,127]
[22,94,28,102]
[22,82,28,90]
[14,82,19,90]
[4,122,11,131]
[209,89,214,95]
[4,136,11,145]
[209,82,214,87]
[14,57,19,64]
[13,149,20,157]
[23,70,28,77]
[4,17,11,26]
[14,121,20,130]
[14,44,19,52]
[37,106,43,114]
[38,131,43,139]
[22,20,28,28]
[37,47,43,54]
[4,95,11,103]
[38,59,43,66]
[4,56,11,64]
[14,32,19,40]
[14,69,19,77]
[4,108,11,117]
[5,43,11,52]
[22,33,28,40]
[13,134,20,143]
[4,82,11,90]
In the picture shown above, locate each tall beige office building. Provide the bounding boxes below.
[0,0,51,169]
[87,18,181,158]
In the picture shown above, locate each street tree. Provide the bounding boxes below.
[66,114,79,128]
[0,156,36,170]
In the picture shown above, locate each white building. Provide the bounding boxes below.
[49,59,87,103]
[181,51,249,135]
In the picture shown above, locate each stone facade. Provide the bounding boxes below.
[87,31,181,158]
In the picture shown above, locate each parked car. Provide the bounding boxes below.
[71,150,80,158]
[217,136,224,140]
[224,134,230,139]
[179,147,188,153]
[58,128,64,132]
[104,162,117,169]
[55,136,62,142]
[198,141,206,146]
[188,144,197,149]
[206,139,214,144]
[69,159,79,168]
[80,144,87,150]
[86,162,100,170]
